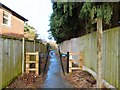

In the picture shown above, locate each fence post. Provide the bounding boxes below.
[69,55,72,73]
[22,37,25,74]
[43,48,50,75]
[34,40,36,52]
[67,52,69,73]
[39,52,41,75]
[58,46,65,75]
[36,52,39,75]
[26,53,29,74]
[80,52,83,70]
[97,18,102,88]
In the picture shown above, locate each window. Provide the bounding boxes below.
[3,11,11,26]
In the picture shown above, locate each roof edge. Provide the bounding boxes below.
[0,2,28,22]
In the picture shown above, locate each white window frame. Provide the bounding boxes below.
[2,11,11,27]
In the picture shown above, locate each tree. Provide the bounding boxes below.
[49,2,84,43]
[24,23,38,40]
[49,2,119,43]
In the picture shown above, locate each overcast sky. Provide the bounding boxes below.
[0,0,53,41]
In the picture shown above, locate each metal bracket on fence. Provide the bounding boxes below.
[61,53,67,57]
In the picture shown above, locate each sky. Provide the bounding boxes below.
[0,0,53,41]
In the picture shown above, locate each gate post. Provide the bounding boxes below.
[79,52,83,70]
[67,52,69,73]
[38,52,41,75]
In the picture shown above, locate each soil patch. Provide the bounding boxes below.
[64,70,96,88]
[6,72,46,88]
[64,70,110,90]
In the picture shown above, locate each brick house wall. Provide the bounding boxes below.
[0,3,27,38]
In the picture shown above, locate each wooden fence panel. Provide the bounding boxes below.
[25,41,34,52]
[60,27,120,89]
[0,38,46,89]
[35,42,40,51]
[1,38,22,89]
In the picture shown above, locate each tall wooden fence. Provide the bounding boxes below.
[0,37,47,89]
[59,27,120,89]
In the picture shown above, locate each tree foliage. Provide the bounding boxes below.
[24,23,38,40]
[49,2,84,43]
[49,2,119,43]
[80,2,112,24]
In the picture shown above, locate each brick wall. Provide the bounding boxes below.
[0,8,24,37]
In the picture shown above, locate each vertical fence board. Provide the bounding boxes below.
[0,38,3,89]
[2,39,9,87]
[118,28,120,89]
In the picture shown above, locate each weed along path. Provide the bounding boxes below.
[43,50,73,88]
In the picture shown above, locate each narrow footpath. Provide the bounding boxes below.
[43,50,73,88]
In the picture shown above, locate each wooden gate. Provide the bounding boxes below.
[68,52,83,72]
[25,52,40,75]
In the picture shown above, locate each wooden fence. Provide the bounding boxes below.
[59,26,120,89]
[0,37,47,89]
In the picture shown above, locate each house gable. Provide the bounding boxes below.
[0,3,28,38]
[0,3,28,22]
